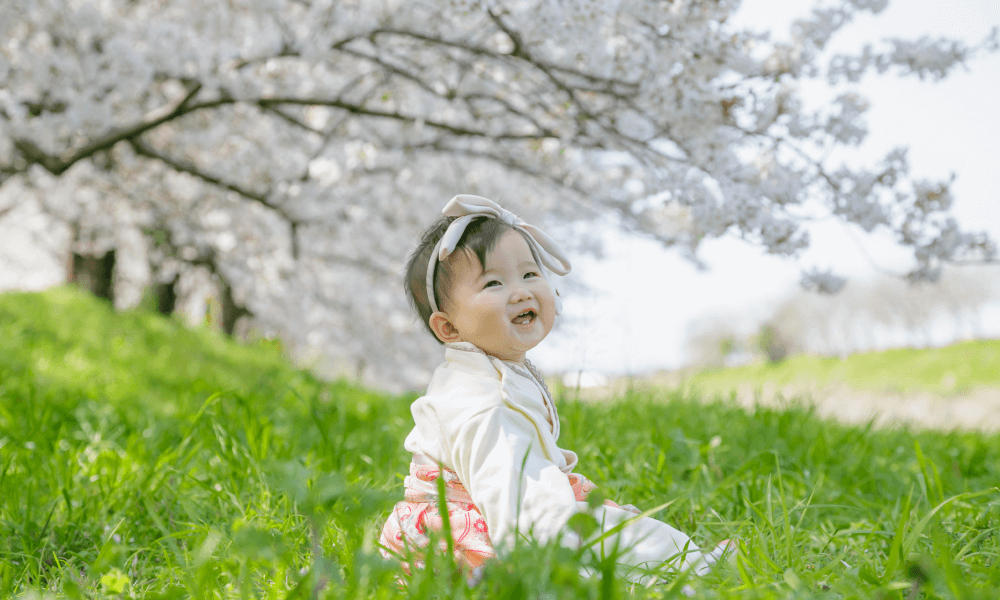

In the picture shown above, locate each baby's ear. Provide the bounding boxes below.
[429,312,461,344]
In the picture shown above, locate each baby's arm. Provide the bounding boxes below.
[445,402,579,552]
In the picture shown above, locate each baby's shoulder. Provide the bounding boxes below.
[409,353,508,429]
[419,359,504,415]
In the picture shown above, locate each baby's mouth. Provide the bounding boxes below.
[511,310,536,325]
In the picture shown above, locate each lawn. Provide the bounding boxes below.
[1,287,997,598]
[680,340,1000,396]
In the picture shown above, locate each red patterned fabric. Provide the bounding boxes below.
[378,463,494,572]
[378,462,637,573]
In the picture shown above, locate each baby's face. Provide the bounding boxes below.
[442,229,556,362]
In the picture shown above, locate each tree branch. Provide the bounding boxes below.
[129,138,273,208]
[13,85,558,183]
[367,27,639,93]
[128,137,304,259]
[13,82,205,176]
[259,103,325,135]
[335,44,560,137]
[402,139,600,218]
[253,96,550,140]
[336,46,446,99]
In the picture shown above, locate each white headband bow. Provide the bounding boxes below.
[425,194,571,313]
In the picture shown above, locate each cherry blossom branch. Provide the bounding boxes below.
[485,8,598,138]
[259,105,325,136]
[0,165,17,187]
[12,82,204,176]
[128,138,272,209]
[12,86,561,183]
[251,96,551,140]
[128,137,303,258]
[335,46,448,99]
[401,139,601,218]
[366,27,640,94]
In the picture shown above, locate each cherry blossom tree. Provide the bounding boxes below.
[1,0,996,387]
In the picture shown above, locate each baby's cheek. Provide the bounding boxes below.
[538,288,557,329]
[542,309,556,333]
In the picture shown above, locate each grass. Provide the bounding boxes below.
[1,286,998,598]
[680,340,1000,396]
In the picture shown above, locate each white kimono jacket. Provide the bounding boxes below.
[402,342,719,574]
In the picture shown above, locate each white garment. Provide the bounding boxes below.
[403,342,720,575]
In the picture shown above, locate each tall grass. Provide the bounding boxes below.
[1,287,997,598]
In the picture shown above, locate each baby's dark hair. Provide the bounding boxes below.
[405,216,524,340]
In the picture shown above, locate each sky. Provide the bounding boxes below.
[532,0,1000,378]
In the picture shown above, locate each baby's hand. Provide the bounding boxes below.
[602,499,642,514]
[619,503,642,514]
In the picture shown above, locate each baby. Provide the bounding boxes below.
[378,195,729,581]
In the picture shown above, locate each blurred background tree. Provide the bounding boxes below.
[683,265,999,367]
[1,0,996,387]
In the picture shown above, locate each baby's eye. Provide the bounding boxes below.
[484,280,502,288]
[523,271,539,279]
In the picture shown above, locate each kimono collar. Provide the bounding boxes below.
[444,342,551,401]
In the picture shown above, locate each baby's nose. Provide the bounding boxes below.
[509,284,533,302]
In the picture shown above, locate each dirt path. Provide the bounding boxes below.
[578,380,1000,433]
[702,383,1000,432]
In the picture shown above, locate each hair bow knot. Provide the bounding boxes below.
[426,194,571,313]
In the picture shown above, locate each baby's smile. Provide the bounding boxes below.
[511,308,536,325]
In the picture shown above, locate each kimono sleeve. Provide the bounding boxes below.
[444,401,579,553]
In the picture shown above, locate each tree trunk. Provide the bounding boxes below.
[70,249,116,304]
[154,274,180,315]
[220,279,248,336]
